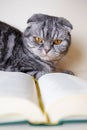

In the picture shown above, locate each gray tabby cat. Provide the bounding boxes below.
[0,14,73,79]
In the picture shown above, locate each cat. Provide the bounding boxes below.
[0,14,73,79]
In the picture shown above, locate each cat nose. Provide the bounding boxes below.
[44,48,50,53]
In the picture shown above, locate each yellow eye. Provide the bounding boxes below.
[34,37,43,44]
[53,39,62,45]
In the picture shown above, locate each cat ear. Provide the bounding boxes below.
[27,14,45,25]
[58,17,73,32]
[27,14,73,32]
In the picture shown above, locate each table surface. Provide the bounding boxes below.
[0,123,87,130]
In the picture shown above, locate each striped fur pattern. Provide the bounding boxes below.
[0,14,73,79]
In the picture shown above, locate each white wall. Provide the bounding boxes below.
[0,0,87,79]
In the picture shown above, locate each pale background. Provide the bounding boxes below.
[0,0,87,129]
[0,0,87,80]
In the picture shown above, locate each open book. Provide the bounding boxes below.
[0,71,87,125]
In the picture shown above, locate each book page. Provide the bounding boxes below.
[0,71,38,105]
[38,73,87,110]
[0,71,46,123]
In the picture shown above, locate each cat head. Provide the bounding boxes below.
[23,14,73,61]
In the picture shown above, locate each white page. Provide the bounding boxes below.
[0,71,38,106]
[38,73,87,110]
[0,71,46,123]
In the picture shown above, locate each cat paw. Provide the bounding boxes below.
[35,71,47,79]
[61,70,75,75]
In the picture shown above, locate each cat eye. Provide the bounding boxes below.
[34,37,43,44]
[53,39,62,45]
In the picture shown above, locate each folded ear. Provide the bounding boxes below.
[27,14,46,24]
[58,17,73,32]
[27,14,73,32]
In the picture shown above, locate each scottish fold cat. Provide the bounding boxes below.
[0,14,73,79]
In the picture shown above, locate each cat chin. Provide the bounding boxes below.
[37,55,52,61]
[38,53,64,61]
[38,55,59,61]
[40,57,52,61]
